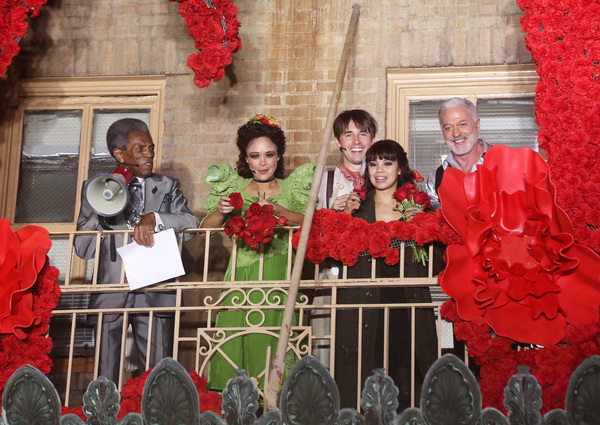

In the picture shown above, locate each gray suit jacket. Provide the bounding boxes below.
[74,173,199,321]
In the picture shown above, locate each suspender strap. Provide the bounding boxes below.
[434,165,444,194]
[326,169,335,209]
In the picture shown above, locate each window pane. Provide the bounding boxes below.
[408,97,539,181]
[15,110,82,223]
[89,109,151,177]
[477,98,539,151]
[407,100,446,180]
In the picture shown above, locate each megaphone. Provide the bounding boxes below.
[83,165,134,217]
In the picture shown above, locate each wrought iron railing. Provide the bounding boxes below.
[45,227,454,410]
[3,353,598,425]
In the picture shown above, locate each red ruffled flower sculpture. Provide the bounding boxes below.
[0,219,53,339]
[439,145,600,346]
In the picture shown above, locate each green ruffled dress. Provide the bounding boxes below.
[203,163,315,390]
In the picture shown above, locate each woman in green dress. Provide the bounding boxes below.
[201,115,314,390]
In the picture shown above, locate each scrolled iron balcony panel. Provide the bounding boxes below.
[4,354,600,425]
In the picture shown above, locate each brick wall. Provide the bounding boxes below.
[14,0,530,216]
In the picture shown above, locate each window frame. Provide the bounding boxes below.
[385,64,539,150]
[1,76,166,231]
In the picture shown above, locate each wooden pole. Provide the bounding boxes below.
[263,4,361,411]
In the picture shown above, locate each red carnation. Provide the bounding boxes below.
[229,192,243,210]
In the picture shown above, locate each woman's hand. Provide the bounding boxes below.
[217,195,234,215]
[343,191,362,215]
[404,205,423,222]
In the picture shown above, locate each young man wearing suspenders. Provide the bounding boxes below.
[317,109,378,212]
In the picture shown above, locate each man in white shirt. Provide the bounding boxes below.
[426,98,491,210]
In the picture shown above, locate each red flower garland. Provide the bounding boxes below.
[293,209,461,266]
[170,0,242,88]
[0,261,60,410]
[0,0,47,77]
[518,0,600,252]
[61,369,222,420]
[442,299,600,415]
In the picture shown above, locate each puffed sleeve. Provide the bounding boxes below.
[203,164,246,214]
[279,163,316,213]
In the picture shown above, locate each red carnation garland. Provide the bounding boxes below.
[518,0,600,252]
[293,209,461,266]
[0,0,47,77]
[442,299,600,415]
[61,369,222,420]
[170,0,242,88]
[0,261,60,411]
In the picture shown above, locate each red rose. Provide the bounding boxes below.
[229,192,243,210]
[224,216,245,236]
[248,203,262,215]
[261,204,274,214]
[277,216,289,226]
[412,191,431,210]
[412,170,424,183]
[262,214,277,229]
[245,215,264,231]
[393,183,418,202]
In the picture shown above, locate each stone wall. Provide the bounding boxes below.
[14,0,531,216]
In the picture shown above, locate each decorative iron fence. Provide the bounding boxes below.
[3,353,598,425]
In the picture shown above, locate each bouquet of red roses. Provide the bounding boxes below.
[392,171,430,220]
[224,193,288,249]
[392,171,430,265]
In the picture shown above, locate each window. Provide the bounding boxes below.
[2,76,166,232]
[0,77,167,352]
[386,65,540,179]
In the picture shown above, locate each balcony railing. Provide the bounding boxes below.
[45,227,458,410]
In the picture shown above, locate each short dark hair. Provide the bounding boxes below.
[235,119,286,179]
[364,139,414,191]
[106,118,149,159]
[333,109,378,140]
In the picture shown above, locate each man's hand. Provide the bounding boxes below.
[133,213,157,247]
[331,194,350,211]
[343,192,362,215]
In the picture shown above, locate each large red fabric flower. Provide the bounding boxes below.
[0,219,52,339]
[439,145,600,346]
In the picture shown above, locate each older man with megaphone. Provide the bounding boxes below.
[74,118,198,385]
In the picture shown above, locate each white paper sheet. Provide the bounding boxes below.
[116,228,185,290]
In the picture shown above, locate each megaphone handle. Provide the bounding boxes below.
[98,216,118,263]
